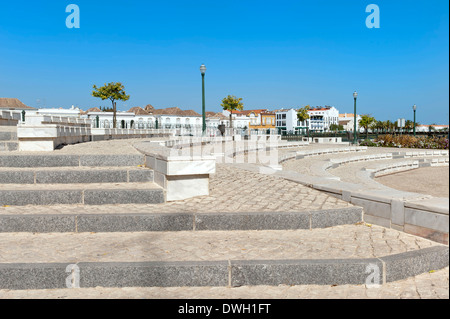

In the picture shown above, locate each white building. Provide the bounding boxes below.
[308,106,339,132]
[222,110,251,129]
[206,112,229,128]
[153,107,202,129]
[339,113,362,132]
[85,108,143,129]
[274,108,309,134]
[34,105,81,118]
[416,124,449,133]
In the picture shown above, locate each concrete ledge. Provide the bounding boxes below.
[0,246,447,289]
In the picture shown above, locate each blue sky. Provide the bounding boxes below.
[0,0,448,124]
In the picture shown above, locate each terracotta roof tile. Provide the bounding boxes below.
[0,98,35,110]
[128,107,150,115]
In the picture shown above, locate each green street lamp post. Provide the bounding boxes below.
[200,64,207,135]
[353,91,358,145]
[413,104,417,137]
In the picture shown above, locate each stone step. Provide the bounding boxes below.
[0,154,145,168]
[0,167,154,184]
[0,142,19,152]
[0,225,447,289]
[0,131,17,141]
[0,183,165,206]
[0,207,363,233]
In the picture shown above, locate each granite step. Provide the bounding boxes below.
[0,182,165,206]
[0,142,19,152]
[0,206,363,233]
[0,225,447,289]
[0,167,154,184]
[0,131,17,141]
[0,154,145,168]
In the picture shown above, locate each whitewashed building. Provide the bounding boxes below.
[339,113,361,132]
[275,108,309,134]
[308,106,339,132]
[222,110,251,129]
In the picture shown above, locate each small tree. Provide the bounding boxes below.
[330,123,344,132]
[297,105,310,137]
[221,95,244,129]
[92,82,130,128]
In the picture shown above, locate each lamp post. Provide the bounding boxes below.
[200,64,207,135]
[353,91,358,145]
[413,104,417,137]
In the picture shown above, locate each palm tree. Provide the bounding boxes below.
[405,120,414,133]
[384,120,392,134]
[375,120,384,133]
[359,114,376,139]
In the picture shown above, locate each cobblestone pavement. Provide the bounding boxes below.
[0,164,353,215]
[0,267,448,299]
[0,224,441,263]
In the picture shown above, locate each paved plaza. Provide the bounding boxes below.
[0,139,448,299]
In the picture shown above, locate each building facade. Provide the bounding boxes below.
[339,113,361,132]
[308,106,339,132]
[275,109,309,134]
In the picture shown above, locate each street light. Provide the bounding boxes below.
[353,91,358,145]
[200,64,207,135]
[413,104,417,137]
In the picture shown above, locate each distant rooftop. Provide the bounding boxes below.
[0,98,36,110]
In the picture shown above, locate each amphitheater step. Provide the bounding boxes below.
[0,183,165,206]
[0,207,363,233]
[0,154,145,168]
[0,225,447,289]
[0,142,19,152]
[0,167,154,184]
[0,131,17,141]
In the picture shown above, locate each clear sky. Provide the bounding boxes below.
[0,0,448,124]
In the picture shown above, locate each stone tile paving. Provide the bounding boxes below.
[0,267,447,299]
[0,164,353,215]
[0,224,441,263]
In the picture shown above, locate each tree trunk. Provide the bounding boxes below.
[112,101,117,129]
